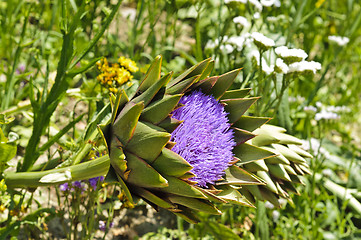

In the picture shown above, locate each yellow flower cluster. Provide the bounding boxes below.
[96,56,138,93]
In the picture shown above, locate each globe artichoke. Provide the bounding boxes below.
[101,55,311,223]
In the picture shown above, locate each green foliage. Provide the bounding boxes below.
[1,0,361,239]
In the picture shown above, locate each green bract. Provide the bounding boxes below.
[100,56,312,223]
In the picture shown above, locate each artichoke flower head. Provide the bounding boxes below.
[100,56,311,223]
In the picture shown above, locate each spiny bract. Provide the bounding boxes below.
[100,55,312,223]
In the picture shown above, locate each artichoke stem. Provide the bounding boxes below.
[4,155,110,188]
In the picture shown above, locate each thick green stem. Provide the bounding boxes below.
[5,155,110,188]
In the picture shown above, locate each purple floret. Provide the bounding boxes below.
[59,182,69,191]
[171,90,236,187]
[89,176,105,190]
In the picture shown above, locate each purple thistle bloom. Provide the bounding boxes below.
[171,90,236,187]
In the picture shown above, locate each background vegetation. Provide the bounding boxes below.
[1,0,361,239]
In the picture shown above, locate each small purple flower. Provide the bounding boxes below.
[72,181,87,192]
[99,220,113,231]
[89,176,105,190]
[59,183,69,191]
[99,221,106,231]
[171,90,236,187]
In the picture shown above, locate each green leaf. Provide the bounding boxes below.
[198,60,214,81]
[220,88,251,100]
[141,94,182,124]
[66,57,102,78]
[232,127,255,145]
[271,144,306,164]
[222,97,259,123]
[173,208,200,224]
[218,165,264,185]
[160,176,206,198]
[126,121,171,163]
[166,75,200,95]
[110,138,127,173]
[169,58,211,86]
[113,101,144,145]
[191,76,218,94]
[157,117,183,132]
[0,142,16,171]
[132,185,175,210]
[152,148,193,177]
[122,151,168,188]
[233,116,271,132]
[234,143,275,164]
[205,221,242,240]
[110,89,129,125]
[210,68,241,100]
[138,55,162,93]
[216,185,255,207]
[133,72,172,106]
[268,164,291,182]
[257,171,278,194]
[168,195,221,215]
[244,160,269,172]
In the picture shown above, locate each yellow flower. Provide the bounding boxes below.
[118,56,139,73]
[96,57,137,93]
